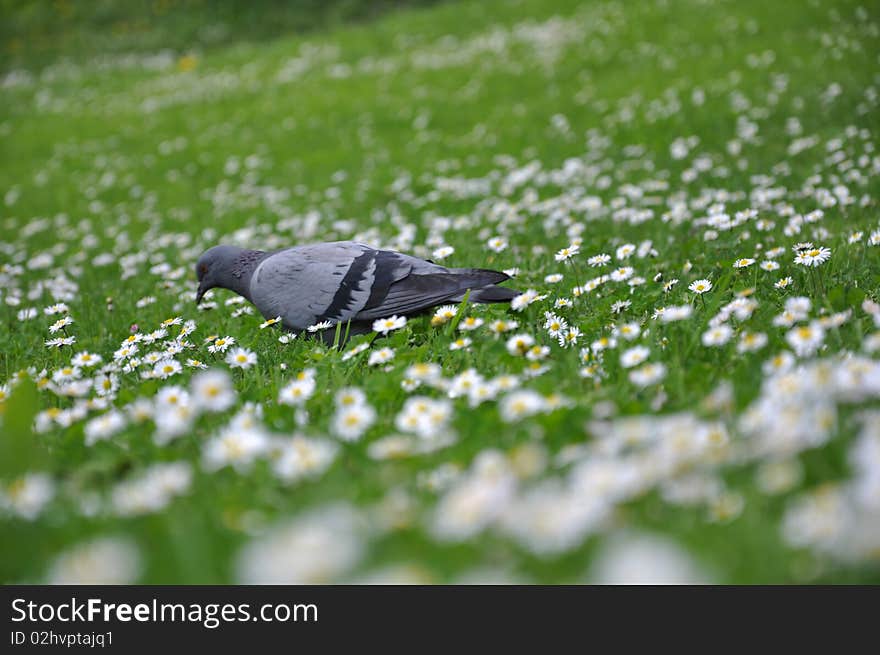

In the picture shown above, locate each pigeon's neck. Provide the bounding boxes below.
[219,249,268,301]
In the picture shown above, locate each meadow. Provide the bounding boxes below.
[1,0,879,583]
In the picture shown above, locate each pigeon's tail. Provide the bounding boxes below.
[464,284,520,303]
[447,268,518,304]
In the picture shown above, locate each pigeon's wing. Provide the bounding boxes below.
[354,265,511,321]
[248,242,412,330]
[250,241,511,330]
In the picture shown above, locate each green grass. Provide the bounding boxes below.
[1,0,879,584]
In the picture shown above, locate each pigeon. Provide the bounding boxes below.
[195,241,518,341]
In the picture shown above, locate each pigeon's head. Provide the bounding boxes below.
[195,245,242,304]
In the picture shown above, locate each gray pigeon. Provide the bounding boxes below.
[195,241,518,340]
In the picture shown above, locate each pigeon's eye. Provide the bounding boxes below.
[198,264,208,277]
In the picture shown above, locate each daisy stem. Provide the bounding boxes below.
[568,258,586,290]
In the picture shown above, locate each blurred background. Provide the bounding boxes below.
[2,0,444,71]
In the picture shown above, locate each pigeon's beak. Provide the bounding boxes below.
[195,283,205,305]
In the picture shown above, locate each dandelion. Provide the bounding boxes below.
[226,347,257,369]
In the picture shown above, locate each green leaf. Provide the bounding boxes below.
[846,287,866,308]
[827,285,846,311]
[0,379,44,478]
